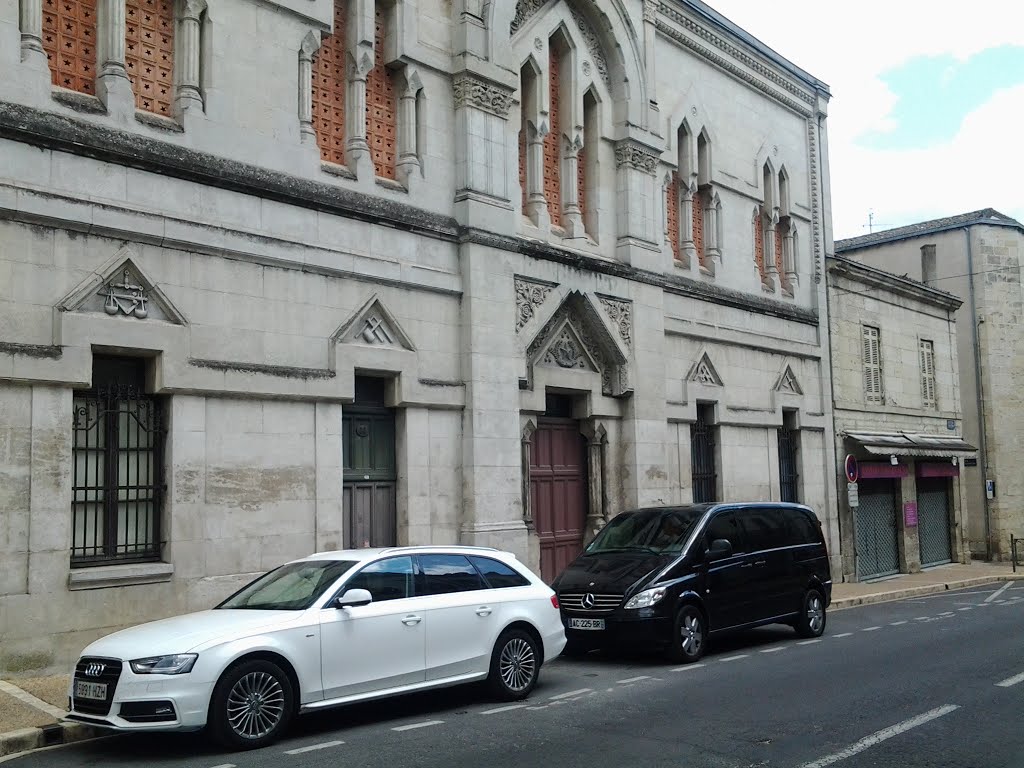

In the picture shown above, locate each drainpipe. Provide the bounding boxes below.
[964,226,992,560]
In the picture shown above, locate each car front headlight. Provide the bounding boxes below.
[623,587,667,610]
[129,654,198,675]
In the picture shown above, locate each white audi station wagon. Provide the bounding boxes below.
[66,546,566,750]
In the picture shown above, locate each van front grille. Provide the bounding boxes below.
[559,592,623,613]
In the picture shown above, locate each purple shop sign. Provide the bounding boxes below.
[904,501,919,527]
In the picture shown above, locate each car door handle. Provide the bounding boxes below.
[476,606,492,617]
[740,562,754,569]
[401,615,422,626]
[753,560,767,567]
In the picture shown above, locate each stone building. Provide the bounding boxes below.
[835,210,1024,562]
[0,0,839,674]
[826,256,975,581]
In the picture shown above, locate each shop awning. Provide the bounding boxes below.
[844,431,977,458]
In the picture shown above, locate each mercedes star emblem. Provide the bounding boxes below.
[582,593,596,610]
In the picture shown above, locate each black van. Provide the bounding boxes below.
[551,503,832,662]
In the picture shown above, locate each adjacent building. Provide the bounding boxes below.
[835,210,1024,562]
[0,0,839,674]
[826,255,974,581]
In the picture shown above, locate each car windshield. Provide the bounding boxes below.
[216,560,357,611]
[585,509,705,555]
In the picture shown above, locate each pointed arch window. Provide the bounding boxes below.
[543,40,565,228]
[312,0,348,165]
[42,0,97,95]
[125,0,175,115]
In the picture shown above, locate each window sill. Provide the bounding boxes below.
[68,562,174,591]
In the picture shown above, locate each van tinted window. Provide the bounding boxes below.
[784,508,821,545]
[705,511,745,554]
[740,508,790,551]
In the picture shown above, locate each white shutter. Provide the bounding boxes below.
[863,326,883,404]
[920,339,936,408]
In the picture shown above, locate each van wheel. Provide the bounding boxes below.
[795,588,827,638]
[487,629,540,700]
[666,605,706,664]
[208,659,294,751]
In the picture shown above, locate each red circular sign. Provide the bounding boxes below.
[845,454,859,483]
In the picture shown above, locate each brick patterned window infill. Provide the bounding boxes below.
[367,7,397,180]
[43,0,97,95]
[693,187,705,266]
[577,146,586,223]
[667,172,680,260]
[754,207,766,280]
[313,0,347,165]
[543,47,562,227]
[125,0,175,116]
[775,220,789,291]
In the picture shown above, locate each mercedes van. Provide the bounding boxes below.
[551,503,832,662]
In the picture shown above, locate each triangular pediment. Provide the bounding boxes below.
[687,352,723,387]
[537,321,599,372]
[56,246,187,324]
[775,364,803,395]
[332,294,415,351]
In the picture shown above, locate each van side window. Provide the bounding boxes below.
[784,509,820,545]
[740,508,790,552]
[705,511,745,554]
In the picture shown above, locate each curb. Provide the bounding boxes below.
[0,722,101,760]
[831,574,1024,610]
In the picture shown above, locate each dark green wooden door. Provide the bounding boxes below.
[343,379,397,548]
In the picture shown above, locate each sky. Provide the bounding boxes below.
[704,1,1024,241]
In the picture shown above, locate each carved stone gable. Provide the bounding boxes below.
[598,296,632,348]
[539,324,597,371]
[688,352,723,387]
[511,0,553,35]
[776,365,803,395]
[332,294,415,351]
[515,275,557,332]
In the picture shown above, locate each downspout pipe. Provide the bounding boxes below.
[964,226,992,560]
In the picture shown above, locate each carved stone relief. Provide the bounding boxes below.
[614,139,659,176]
[453,72,515,118]
[511,0,553,35]
[776,365,803,395]
[515,276,557,332]
[568,7,609,86]
[688,352,723,386]
[100,267,150,319]
[598,296,632,348]
[541,326,593,370]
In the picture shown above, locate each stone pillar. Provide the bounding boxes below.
[345,46,374,177]
[524,120,550,229]
[395,68,423,187]
[19,0,45,62]
[765,208,780,284]
[297,31,320,144]
[783,224,798,287]
[96,0,135,118]
[561,133,585,238]
[520,420,536,528]
[897,468,922,574]
[706,193,721,264]
[614,138,662,271]
[581,421,607,542]
[642,0,658,110]
[175,0,206,115]
[680,183,696,268]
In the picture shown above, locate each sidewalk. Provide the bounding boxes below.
[1,561,1020,759]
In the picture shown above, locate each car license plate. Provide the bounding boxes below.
[75,680,107,700]
[568,618,605,631]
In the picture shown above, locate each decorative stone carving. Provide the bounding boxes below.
[99,267,149,318]
[598,297,632,348]
[567,7,609,86]
[510,0,552,35]
[359,315,395,345]
[614,139,659,176]
[542,328,589,369]
[807,117,824,284]
[776,365,803,395]
[688,352,723,386]
[515,276,556,332]
[332,294,416,351]
[453,72,514,118]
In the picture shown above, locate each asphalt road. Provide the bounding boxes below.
[8,582,1024,768]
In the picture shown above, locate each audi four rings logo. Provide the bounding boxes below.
[84,663,105,677]
[581,593,596,610]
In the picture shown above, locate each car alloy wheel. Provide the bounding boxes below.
[488,629,540,700]
[668,605,706,663]
[227,670,286,740]
[796,588,827,638]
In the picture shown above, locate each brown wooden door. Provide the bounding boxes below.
[343,378,397,548]
[531,419,588,582]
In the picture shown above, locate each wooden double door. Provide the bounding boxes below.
[530,418,588,582]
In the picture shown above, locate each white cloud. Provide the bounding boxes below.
[703,1,1024,237]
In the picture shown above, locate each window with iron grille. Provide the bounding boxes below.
[690,404,717,503]
[71,358,166,567]
[862,325,884,404]
[778,412,800,503]
[919,339,937,409]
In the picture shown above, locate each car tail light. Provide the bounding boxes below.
[550,595,560,610]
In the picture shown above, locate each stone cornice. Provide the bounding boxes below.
[452,71,515,117]
[827,256,964,312]
[656,4,817,116]
[613,138,660,176]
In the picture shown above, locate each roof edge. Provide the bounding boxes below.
[827,255,963,311]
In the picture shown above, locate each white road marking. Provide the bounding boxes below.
[833,632,854,638]
[284,741,345,755]
[526,705,549,710]
[761,646,786,653]
[799,704,959,768]
[550,688,591,700]
[995,672,1024,688]
[208,764,237,768]
[720,654,749,662]
[617,675,651,684]
[938,612,955,617]
[915,616,930,620]
[797,639,822,646]
[890,621,908,626]
[670,663,707,672]
[986,582,1011,603]
[481,704,529,715]
[958,607,973,611]
[862,626,882,632]
[392,721,444,732]
[995,599,1007,604]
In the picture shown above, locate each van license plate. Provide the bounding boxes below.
[568,618,605,630]
[75,680,107,700]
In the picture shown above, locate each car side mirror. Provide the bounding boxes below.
[706,539,733,562]
[334,588,373,608]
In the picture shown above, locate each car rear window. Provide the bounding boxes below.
[470,556,530,588]
[740,508,791,551]
[784,508,822,545]
[419,554,487,595]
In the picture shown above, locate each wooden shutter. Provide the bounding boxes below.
[863,326,883,403]
[920,339,936,408]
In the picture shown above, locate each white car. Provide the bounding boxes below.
[66,546,566,750]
